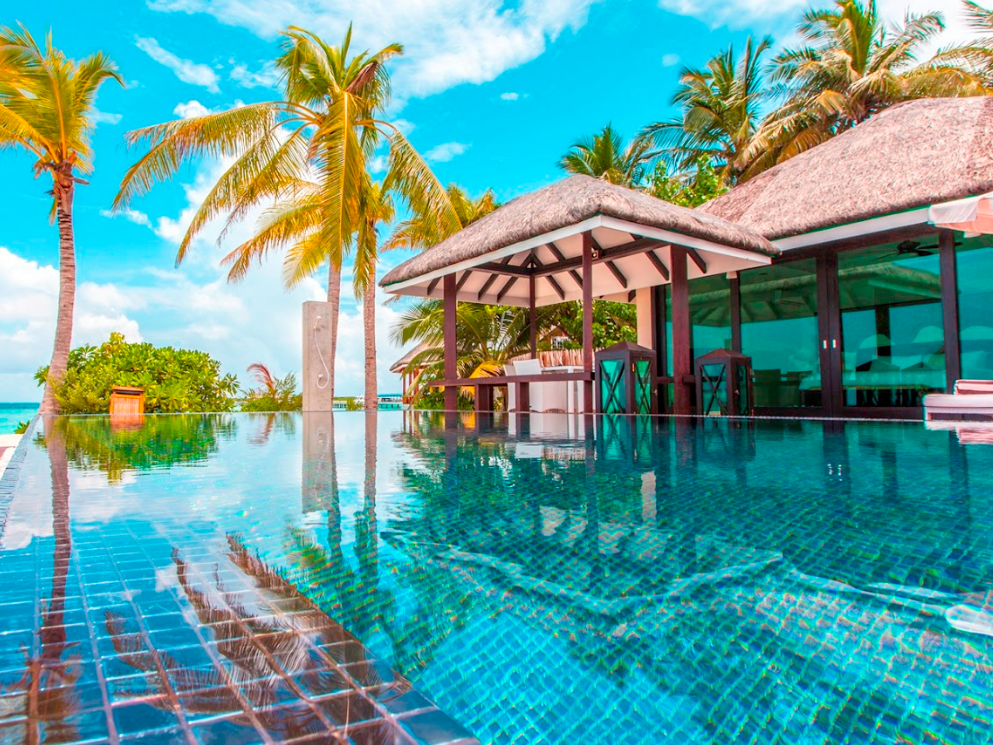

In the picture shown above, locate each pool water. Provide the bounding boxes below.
[2,412,993,744]
[0,404,38,435]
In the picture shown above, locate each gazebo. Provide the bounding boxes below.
[380,175,777,414]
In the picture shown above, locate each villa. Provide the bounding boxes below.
[383,97,993,420]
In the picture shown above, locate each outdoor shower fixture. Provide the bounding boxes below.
[302,301,334,412]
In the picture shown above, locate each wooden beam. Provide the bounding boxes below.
[670,248,692,415]
[605,260,628,289]
[547,242,583,288]
[545,274,566,300]
[582,232,594,412]
[496,276,519,303]
[730,274,742,354]
[939,229,961,390]
[529,274,537,356]
[646,250,670,281]
[475,261,532,278]
[456,270,473,291]
[443,274,457,412]
[426,277,440,296]
[534,236,666,277]
[477,273,500,301]
[686,247,707,273]
[627,290,636,303]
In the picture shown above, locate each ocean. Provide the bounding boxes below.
[0,403,38,435]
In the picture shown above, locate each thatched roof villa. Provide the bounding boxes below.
[383,97,993,418]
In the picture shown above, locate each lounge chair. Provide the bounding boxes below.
[923,380,993,421]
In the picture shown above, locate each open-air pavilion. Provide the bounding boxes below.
[380,175,777,415]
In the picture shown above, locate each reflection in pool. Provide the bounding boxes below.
[1,412,992,744]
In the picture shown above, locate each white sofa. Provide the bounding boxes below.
[923,380,993,420]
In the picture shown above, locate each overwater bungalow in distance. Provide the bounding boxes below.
[381,97,993,420]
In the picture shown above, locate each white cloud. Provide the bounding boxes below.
[91,108,123,125]
[146,0,603,99]
[173,100,214,119]
[230,60,281,89]
[368,155,388,174]
[135,36,221,93]
[100,208,152,227]
[424,141,469,163]
[500,91,520,100]
[662,53,680,67]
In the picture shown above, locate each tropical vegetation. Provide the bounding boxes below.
[0,24,123,414]
[34,333,238,414]
[114,25,456,408]
[240,362,301,411]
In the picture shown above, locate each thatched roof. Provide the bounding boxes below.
[389,342,429,373]
[381,175,775,287]
[701,97,993,239]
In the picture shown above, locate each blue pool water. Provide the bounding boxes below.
[0,403,37,434]
[2,412,993,744]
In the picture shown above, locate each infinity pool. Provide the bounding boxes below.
[2,412,993,744]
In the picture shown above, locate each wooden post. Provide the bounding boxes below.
[582,232,595,413]
[939,229,961,391]
[670,247,692,415]
[529,274,537,358]
[729,272,742,354]
[444,273,458,412]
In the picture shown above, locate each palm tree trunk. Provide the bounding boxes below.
[363,265,377,410]
[326,261,341,401]
[40,181,76,415]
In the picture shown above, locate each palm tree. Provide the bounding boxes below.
[0,25,123,414]
[355,180,395,409]
[384,183,497,252]
[114,25,457,401]
[638,36,772,186]
[558,123,649,186]
[747,0,990,177]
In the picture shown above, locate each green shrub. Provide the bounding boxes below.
[14,420,30,435]
[241,370,302,412]
[35,333,239,414]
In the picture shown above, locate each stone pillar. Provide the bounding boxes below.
[303,301,334,412]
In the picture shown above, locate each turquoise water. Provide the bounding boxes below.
[2,412,993,744]
[0,403,37,434]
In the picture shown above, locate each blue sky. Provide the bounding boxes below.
[0,0,971,401]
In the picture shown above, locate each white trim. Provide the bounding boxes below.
[383,217,601,293]
[772,208,931,250]
[598,216,774,265]
[384,213,774,294]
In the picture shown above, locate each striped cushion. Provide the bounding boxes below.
[955,380,993,395]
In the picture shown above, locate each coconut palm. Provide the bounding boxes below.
[558,123,649,186]
[114,25,457,401]
[638,36,772,186]
[747,0,990,177]
[0,25,123,413]
[384,183,498,252]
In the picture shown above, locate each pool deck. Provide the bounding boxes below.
[0,434,20,479]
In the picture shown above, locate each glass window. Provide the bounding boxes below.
[740,260,821,408]
[956,239,993,380]
[838,242,944,407]
[690,274,732,360]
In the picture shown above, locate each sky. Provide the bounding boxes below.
[0,0,979,402]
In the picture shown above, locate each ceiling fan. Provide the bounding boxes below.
[889,239,959,257]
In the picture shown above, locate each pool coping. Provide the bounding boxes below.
[0,413,39,546]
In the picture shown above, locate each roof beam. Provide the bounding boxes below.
[496,276,519,303]
[646,250,670,281]
[456,270,473,291]
[605,260,627,289]
[686,247,707,273]
[547,242,584,288]
[475,261,532,277]
[426,277,440,296]
[534,236,667,278]
[529,251,566,301]
[477,273,501,301]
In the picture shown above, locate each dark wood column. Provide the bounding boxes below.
[670,247,692,415]
[529,274,538,357]
[729,272,742,354]
[443,273,458,412]
[939,228,962,390]
[582,232,595,412]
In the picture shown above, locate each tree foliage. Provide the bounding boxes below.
[240,362,302,411]
[34,333,238,414]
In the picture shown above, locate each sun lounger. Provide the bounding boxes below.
[923,380,993,421]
